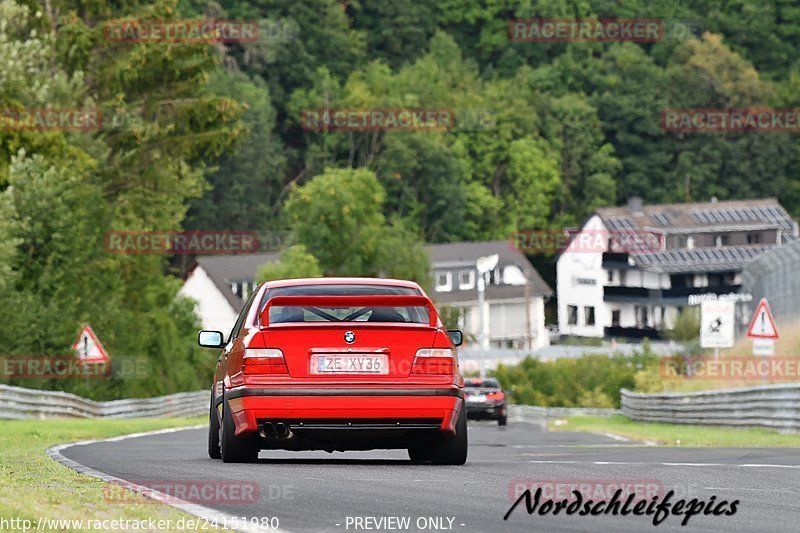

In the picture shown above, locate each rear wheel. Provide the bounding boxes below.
[428,406,468,465]
[220,394,259,463]
[407,445,430,462]
[207,390,221,459]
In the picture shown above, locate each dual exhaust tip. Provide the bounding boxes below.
[259,421,292,439]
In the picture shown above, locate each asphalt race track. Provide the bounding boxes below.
[60,419,800,533]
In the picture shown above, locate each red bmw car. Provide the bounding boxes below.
[198,277,467,465]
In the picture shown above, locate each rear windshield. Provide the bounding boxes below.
[257,284,429,324]
[465,378,500,389]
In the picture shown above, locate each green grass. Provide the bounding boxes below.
[0,417,210,532]
[549,414,800,447]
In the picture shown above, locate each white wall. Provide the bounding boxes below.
[179,266,238,334]
[556,215,606,337]
[456,297,549,350]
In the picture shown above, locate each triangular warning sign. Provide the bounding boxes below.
[71,324,110,364]
[746,298,779,339]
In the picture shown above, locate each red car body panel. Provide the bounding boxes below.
[210,278,464,451]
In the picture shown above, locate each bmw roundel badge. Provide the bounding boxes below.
[344,331,356,344]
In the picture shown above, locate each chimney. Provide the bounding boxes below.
[627,196,643,215]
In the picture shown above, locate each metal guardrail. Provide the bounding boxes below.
[621,385,800,431]
[0,384,208,420]
[508,405,619,425]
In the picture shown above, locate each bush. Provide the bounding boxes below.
[492,347,659,408]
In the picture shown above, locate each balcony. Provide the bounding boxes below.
[604,325,665,340]
[603,284,742,303]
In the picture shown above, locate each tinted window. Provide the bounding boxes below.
[465,378,500,389]
[257,284,428,324]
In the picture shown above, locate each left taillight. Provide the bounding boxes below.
[412,348,455,374]
[243,348,288,375]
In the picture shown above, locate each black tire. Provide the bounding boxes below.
[208,390,221,459]
[498,415,508,426]
[407,446,430,462]
[428,406,468,465]
[220,394,259,463]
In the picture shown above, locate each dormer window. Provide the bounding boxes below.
[435,271,452,292]
[458,270,475,290]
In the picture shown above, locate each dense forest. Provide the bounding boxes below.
[1,0,799,397]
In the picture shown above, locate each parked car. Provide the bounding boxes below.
[463,377,507,425]
[199,277,468,464]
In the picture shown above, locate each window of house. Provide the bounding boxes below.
[567,305,578,325]
[584,306,596,326]
[715,234,729,247]
[458,270,475,290]
[611,309,621,327]
[607,269,615,283]
[434,271,452,292]
[488,267,500,285]
[635,306,649,328]
[686,236,695,249]
[747,233,760,244]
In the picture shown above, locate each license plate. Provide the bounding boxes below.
[311,354,389,374]
[467,394,486,403]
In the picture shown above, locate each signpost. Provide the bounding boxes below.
[700,300,735,355]
[746,298,778,383]
[72,324,110,364]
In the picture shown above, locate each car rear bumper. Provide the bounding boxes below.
[223,386,464,436]
[465,402,506,420]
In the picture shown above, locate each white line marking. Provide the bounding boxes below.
[47,424,294,533]
[526,459,800,469]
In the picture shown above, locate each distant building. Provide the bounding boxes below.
[427,240,552,350]
[557,197,798,339]
[180,240,552,349]
[179,253,277,335]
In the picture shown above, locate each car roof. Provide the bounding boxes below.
[264,277,422,290]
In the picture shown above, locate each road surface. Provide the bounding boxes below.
[60,419,800,532]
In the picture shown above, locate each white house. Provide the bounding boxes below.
[427,240,552,351]
[557,197,798,339]
[179,253,278,334]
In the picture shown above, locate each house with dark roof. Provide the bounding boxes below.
[180,240,553,349]
[556,197,798,339]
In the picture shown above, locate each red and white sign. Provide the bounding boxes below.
[72,324,110,364]
[746,298,779,339]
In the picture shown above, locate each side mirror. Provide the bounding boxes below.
[198,330,225,348]
[447,329,463,347]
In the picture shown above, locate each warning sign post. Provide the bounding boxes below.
[746,299,778,383]
[72,324,110,364]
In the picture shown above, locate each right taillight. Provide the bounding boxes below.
[243,348,288,375]
[412,348,455,374]
[487,391,505,402]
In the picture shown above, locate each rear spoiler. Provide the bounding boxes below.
[260,295,438,327]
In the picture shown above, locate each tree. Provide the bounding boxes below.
[283,168,430,283]
[256,244,323,282]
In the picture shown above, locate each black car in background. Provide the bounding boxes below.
[463,377,507,426]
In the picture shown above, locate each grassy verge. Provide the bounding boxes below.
[549,414,800,447]
[0,417,211,532]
